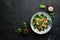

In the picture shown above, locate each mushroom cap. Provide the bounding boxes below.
[48,6,54,12]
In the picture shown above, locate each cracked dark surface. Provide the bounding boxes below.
[0,0,60,40]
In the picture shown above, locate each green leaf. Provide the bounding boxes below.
[33,24,37,29]
[50,16,53,18]
[38,29,41,31]
[37,27,41,31]
[39,16,43,19]
[33,18,35,21]
[39,14,45,19]
[34,14,39,18]
[45,25,48,29]
[40,14,44,16]
[53,16,55,18]
[50,12,55,16]
[40,4,46,8]
[50,15,55,18]
[22,22,27,27]
[33,17,37,20]
[17,28,22,33]
[44,16,47,18]
[46,20,51,25]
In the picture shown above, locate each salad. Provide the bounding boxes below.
[33,14,51,31]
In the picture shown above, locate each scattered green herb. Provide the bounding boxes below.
[22,22,27,27]
[40,4,46,8]
[50,12,55,18]
[17,27,22,33]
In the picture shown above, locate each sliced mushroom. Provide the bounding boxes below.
[48,6,54,12]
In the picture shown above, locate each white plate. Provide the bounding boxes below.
[30,12,52,34]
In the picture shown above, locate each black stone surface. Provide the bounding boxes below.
[0,0,60,40]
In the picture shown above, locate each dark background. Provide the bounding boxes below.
[0,0,60,40]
